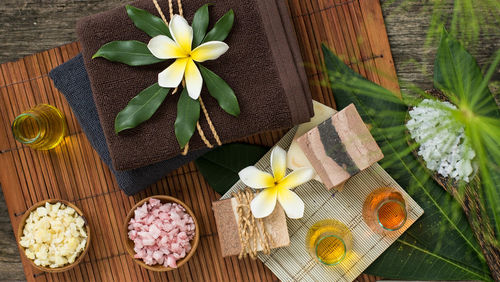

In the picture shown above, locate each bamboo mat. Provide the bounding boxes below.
[222,127,423,281]
[0,0,396,281]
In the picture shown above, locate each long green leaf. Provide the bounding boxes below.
[93,40,165,66]
[202,9,234,43]
[195,143,269,194]
[175,88,200,148]
[435,30,500,237]
[322,44,492,280]
[192,4,211,48]
[115,83,170,133]
[126,5,171,38]
[198,65,240,117]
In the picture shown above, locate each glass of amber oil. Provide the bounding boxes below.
[306,219,353,266]
[11,104,67,150]
[363,187,407,233]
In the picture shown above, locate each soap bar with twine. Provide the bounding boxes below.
[212,189,290,258]
[296,103,383,190]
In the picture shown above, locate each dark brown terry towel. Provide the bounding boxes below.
[77,0,313,170]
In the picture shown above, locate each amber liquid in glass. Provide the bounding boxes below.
[305,219,352,266]
[362,187,407,233]
[12,104,67,150]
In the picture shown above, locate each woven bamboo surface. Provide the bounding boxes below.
[0,0,396,280]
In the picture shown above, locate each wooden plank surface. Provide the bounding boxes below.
[0,0,406,281]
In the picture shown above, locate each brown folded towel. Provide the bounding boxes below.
[77,0,312,170]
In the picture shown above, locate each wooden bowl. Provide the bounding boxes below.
[16,199,91,273]
[123,195,200,271]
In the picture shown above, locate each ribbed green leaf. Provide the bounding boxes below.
[435,28,500,243]
[195,143,269,195]
[115,83,170,133]
[126,5,171,38]
[192,4,211,48]
[175,88,200,148]
[202,9,234,43]
[198,65,240,117]
[92,40,165,66]
[322,44,492,280]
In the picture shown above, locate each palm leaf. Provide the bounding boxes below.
[322,44,492,280]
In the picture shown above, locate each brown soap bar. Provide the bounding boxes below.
[212,197,290,257]
[296,104,383,190]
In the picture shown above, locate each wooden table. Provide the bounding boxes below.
[0,0,498,281]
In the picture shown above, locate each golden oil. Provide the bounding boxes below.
[363,187,407,233]
[305,219,352,266]
[12,104,67,150]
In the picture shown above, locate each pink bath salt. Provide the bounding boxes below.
[128,230,138,240]
[149,198,161,207]
[149,224,162,239]
[128,199,196,268]
[164,255,177,268]
[134,203,148,219]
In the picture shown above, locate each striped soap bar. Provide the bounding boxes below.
[296,104,383,190]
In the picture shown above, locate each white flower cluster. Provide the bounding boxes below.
[19,202,88,268]
[406,99,476,182]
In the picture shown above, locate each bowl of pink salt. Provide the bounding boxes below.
[123,196,199,271]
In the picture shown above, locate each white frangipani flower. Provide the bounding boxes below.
[238,146,314,219]
[147,15,229,99]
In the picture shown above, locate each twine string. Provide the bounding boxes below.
[232,188,272,259]
[152,0,222,155]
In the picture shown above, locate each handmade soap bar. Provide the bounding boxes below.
[287,100,335,182]
[296,104,383,190]
[212,198,289,257]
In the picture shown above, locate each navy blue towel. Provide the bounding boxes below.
[49,54,208,196]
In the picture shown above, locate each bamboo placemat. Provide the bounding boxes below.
[221,127,424,282]
[0,0,397,281]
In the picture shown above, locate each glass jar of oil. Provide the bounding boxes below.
[305,219,352,266]
[362,187,407,233]
[11,104,67,150]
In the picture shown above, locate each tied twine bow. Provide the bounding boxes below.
[232,188,273,259]
[152,0,222,155]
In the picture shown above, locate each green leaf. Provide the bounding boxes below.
[115,83,170,133]
[322,44,492,280]
[175,88,200,148]
[198,64,240,117]
[126,5,171,38]
[192,4,211,48]
[434,28,500,118]
[195,143,269,195]
[202,9,234,43]
[92,40,165,66]
[435,28,500,241]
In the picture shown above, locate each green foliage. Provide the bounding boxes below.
[174,88,200,148]
[114,84,170,133]
[322,27,499,279]
[125,5,171,38]
[92,41,164,66]
[199,64,240,117]
[435,29,500,236]
[195,143,269,195]
[202,9,235,43]
[192,4,211,48]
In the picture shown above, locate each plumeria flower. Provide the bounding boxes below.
[238,146,315,219]
[147,15,229,99]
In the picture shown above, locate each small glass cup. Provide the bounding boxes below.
[305,219,352,266]
[362,187,407,233]
[11,104,67,150]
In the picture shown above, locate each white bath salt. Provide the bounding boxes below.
[19,202,88,268]
[406,99,476,182]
